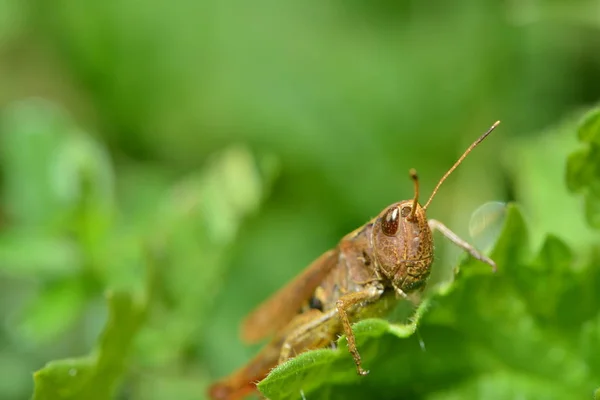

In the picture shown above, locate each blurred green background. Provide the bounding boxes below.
[1,1,600,399]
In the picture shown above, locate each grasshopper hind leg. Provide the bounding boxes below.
[208,310,337,400]
[208,310,322,400]
[278,309,339,365]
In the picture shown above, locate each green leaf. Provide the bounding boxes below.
[427,372,576,400]
[258,297,435,400]
[0,232,81,277]
[566,106,600,229]
[579,312,600,379]
[52,133,116,251]
[258,204,599,400]
[32,291,146,400]
[565,148,598,193]
[11,279,86,345]
[135,146,277,368]
[0,99,72,227]
[0,99,116,244]
[507,115,598,253]
[584,180,600,228]
[578,108,600,144]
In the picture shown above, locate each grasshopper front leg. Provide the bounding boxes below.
[336,283,384,375]
[428,219,496,271]
[279,284,384,376]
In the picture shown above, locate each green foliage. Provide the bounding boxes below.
[0,100,275,399]
[0,99,116,346]
[259,204,599,399]
[567,107,600,228]
[1,3,600,400]
[32,291,146,400]
[258,297,433,399]
[0,105,598,400]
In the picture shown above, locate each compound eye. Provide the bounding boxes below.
[381,207,400,236]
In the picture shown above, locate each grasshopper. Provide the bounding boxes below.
[208,121,500,400]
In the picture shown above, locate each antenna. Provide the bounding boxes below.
[408,168,419,220]
[422,121,500,211]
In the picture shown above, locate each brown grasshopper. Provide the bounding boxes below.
[208,121,500,400]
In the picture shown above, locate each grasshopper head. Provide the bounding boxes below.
[369,121,501,294]
[371,200,433,293]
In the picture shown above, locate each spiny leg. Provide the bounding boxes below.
[336,284,384,376]
[279,285,384,376]
[428,219,496,272]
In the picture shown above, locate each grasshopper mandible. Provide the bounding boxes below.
[208,121,500,400]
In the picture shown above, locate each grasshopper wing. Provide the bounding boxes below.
[241,248,339,343]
